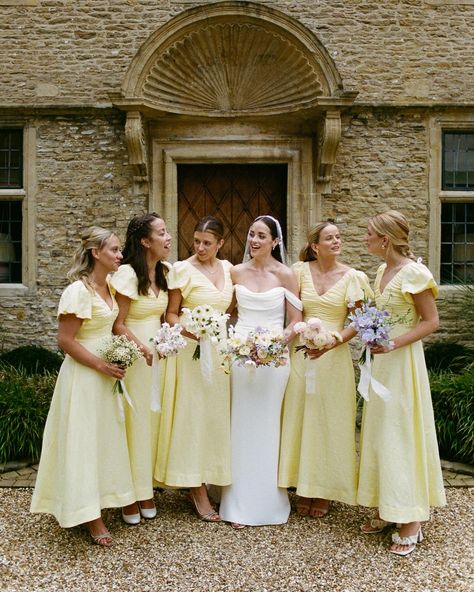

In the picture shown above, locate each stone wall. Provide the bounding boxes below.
[1,1,474,107]
[0,111,144,351]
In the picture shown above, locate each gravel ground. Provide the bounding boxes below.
[0,488,473,592]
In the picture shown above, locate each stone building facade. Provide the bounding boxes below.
[0,0,473,349]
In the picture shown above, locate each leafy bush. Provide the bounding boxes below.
[0,365,56,463]
[0,345,63,376]
[430,364,474,465]
[424,342,474,374]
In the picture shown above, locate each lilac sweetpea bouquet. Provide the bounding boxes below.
[150,322,187,358]
[348,300,392,351]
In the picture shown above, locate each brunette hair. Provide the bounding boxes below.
[67,226,116,290]
[253,215,284,263]
[194,216,225,241]
[122,212,168,295]
[369,210,415,260]
[299,221,337,262]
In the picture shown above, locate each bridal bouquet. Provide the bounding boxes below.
[99,335,143,420]
[294,318,342,353]
[348,300,393,402]
[181,305,229,360]
[150,322,187,358]
[220,326,289,371]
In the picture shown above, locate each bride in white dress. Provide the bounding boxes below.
[219,216,302,527]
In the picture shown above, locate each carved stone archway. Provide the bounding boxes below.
[113,1,357,259]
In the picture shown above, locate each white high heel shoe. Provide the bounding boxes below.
[138,503,157,520]
[389,527,423,556]
[121,508,141,525]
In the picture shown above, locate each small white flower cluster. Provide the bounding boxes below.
[294,317,342,351]
[181,305,229,346]
[150,323,187,358]
[220,326,289,371]
[99,334,144,369]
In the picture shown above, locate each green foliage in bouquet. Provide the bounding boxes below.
[0,345,63,376]
[430,364,474,465]
[424,342,474,374]
[0,365,56,463]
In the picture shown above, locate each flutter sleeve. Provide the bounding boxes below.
[345,269,373,305]
[57,281,92,319]
[401,262,438,302]
[109,264,139,300]
[291,261,305,290]
[167,261,193,298]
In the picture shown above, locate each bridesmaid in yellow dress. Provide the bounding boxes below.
[30,227,135,546]
[111,213,171,525]
[358,210,446,556]
[154,216,232,521]
[279,222,371,517]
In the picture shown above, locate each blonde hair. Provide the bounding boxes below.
[369,210,415,260]
[299,221,336,262]
[67,226,116,289]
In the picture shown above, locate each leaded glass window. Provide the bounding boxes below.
[0,200,22,283]
[443,132,474,191]
[0,129,23,189]
[440,202,474,284]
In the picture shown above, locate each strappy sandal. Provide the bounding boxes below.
[296,497,312,517]
[309,499,330,518]
[360,518,394,534]
[389,528,423,556]
[189,492,221,522]
[231,522,246,529]
[90,532,113,547]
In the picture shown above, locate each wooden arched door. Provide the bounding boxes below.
[177,164,287,264]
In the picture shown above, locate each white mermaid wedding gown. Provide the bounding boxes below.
[220,284,302,526]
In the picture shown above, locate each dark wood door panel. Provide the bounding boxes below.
[177,164,287,264]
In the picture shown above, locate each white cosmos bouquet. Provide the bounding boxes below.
[220,326,289,372]
[99,335,143,420]
[181,305,229,360]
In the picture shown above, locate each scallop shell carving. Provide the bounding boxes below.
[142,24,324,115]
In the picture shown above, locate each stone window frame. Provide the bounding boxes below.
[428,113,474,291]
[0,122,37,296]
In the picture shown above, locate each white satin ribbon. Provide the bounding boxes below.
[357,347,391,402]
[150,351,161,413]
[305,358,317,395]
[115,379,135,423]
[199,337,213,383]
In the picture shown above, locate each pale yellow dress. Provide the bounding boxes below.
[279,263,371,504]
[357,261,446,523]
[110,263,169,500]
[154,259,233,487]
[30,280,135,528]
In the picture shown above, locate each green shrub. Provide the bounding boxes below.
[430,364,474,465]
[0,345,63,376]
[424,342,474,374]
[0,365,56,463]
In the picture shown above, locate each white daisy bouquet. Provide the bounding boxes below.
[294,317,342,354]
[181,304,230,360]
[150,323,187,358]
[99,335,143,420]
[220,325,289,371]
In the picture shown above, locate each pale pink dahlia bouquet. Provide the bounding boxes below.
[294,317,342,353]
[220,326,289,371]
